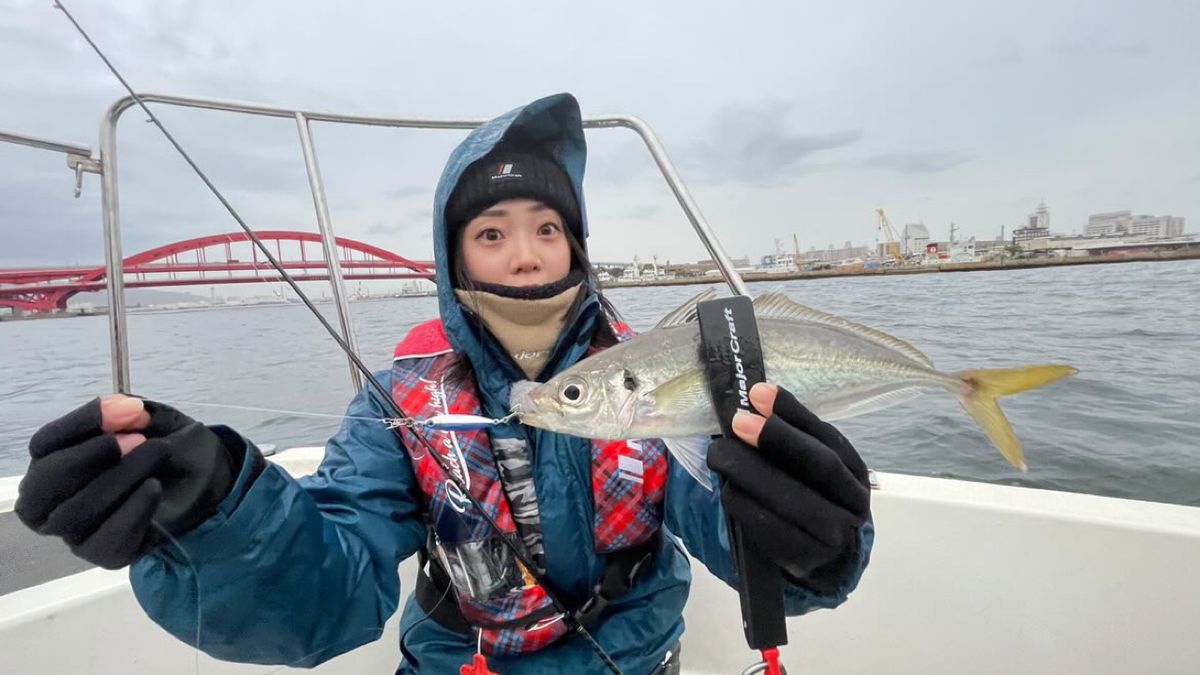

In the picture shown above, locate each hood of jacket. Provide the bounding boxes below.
[430,93,598,413]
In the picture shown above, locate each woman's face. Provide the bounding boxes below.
[460,198,572,287]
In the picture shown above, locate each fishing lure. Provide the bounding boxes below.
[392,413,517,431]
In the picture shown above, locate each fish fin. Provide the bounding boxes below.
[954,364,1078,471]
[662,435,714,491]
[654,288,718,329]
[814,385,926,421]
[645,370,711,413]
[752,292,935,368]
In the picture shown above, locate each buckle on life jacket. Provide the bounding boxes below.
[574,530,661,628]
[417,530,661,634]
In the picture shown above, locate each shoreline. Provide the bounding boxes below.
[3,250,1197,321]
[0,293,438,322]
[600,248,1200,289]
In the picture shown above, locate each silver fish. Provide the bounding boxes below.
[512,289,1077,487]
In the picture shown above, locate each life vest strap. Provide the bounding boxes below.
[574,529,661,628]
[415,530,661,635]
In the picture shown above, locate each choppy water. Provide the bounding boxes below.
[2,260,1197,506]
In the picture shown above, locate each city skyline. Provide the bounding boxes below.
[0,199,1189,271]
[1,1,1197,269]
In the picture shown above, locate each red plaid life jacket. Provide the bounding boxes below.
[391,319,669,655]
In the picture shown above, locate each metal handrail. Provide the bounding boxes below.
[0,129,100,198]
[295,112,362,392]
[0,129,91,157]
[97,92,749,392]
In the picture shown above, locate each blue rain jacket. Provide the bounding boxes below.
[129,93,873,674]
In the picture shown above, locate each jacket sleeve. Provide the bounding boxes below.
[129,372,427,666]
[663,456,874,615]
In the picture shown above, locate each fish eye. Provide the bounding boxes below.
[560,378,587,406]
[623,370,637,392]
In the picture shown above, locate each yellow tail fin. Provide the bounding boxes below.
[954,365,1078,471]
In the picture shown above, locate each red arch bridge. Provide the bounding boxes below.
[0,231,435,313]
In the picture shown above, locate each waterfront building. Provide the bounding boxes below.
[902,223,930,257]
[972,238,1008,256]
[682,256,751,276]
[756,254,798,274]
[923,238,978,264]
[1024,200,1051,230]
[1086,211,1185,238]
[1086,211,1129,236]
[1013,200,1052,250]
[805,241,872,263]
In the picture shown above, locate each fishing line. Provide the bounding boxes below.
[161,398,515,431]
[52,2,622,671]
[155,519,396,675]
[261,629,395,675]
[150,521,202,675]
[397,578,453,662]
[162,399,398,425]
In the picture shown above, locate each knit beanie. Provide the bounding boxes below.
[445,150,580,234]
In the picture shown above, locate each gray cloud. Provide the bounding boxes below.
[623,205,663,220]
[386,184,431,200]
[1,0,1195,270]
[681,101,862,187]
[141,140,305,195]
[970,42,1023,68]
[0,187,103,265]
[361,210,435,245]
[1107,40,1150,59]
[367,218,432,238]
[851,151,973,174]
[1053,36,1153,60]
[0,19,45,52]
[367,221,403,235]
[586,139,660,188]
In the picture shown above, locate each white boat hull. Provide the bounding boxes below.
[3,449,1198,674]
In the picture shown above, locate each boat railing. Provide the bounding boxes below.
[0,128,99,198]
[5,92,750,393]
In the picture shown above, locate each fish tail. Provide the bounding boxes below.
[953,364,1078,471]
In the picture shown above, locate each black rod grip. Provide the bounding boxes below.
[696,296,788,650]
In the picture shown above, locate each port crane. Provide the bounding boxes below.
[875,208,904,264]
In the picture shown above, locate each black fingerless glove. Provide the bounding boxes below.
[707,387,872,595]
[15,398,247,569]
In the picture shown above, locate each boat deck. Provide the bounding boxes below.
[4,453,1200,674]
[0,509,91,597]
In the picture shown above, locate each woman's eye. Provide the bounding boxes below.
[478,229,502,242]
[538,223,560,236]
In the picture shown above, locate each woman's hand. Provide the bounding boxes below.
[15,396,240,569]
[707,383,871,593]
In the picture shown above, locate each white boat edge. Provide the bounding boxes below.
[2,447,1199,674]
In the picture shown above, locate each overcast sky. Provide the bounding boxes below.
[1,0,1197,271]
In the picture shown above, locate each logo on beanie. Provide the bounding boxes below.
[490,163,523,181]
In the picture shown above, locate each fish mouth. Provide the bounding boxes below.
[514,410,544,428]
[512,405,549,430]
[509,380,540,411]
[509,380,553,428]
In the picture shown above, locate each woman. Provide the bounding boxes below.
[15,93,873,674]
